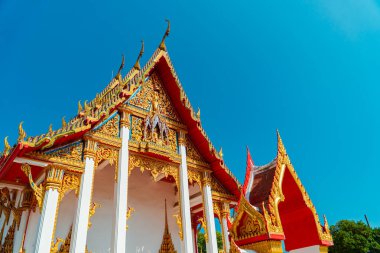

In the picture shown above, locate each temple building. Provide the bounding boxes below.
[0,23,333,253]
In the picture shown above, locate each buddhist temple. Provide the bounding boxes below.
[0,22,332,253]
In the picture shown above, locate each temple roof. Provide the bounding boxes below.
[0,28,241,198]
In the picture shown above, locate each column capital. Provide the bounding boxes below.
[83,139,98,159]
[202,171,212,187]
[221,202,230,219]
[178,131,186,146]
[119,110,131,128]
[45,164,65,190]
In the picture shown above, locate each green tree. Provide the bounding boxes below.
[329,220,380,253]
[197,232,223,252]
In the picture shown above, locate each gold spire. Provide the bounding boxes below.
[3,137,10,156]
[133,40,145,71]
[218,147,223,159]
[77,101,83,114]
[17,122,26,142]
[84,100,91,115]
[196,107,201,119]
[62,117,67,128]
[276,129,287,158]
[159,20,171,51]
[159,199,177,253]
[116,54,125,77]
[48,124,53,134]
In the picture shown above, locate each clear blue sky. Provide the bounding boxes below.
[1,0,380,227]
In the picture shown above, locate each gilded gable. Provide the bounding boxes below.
[128,71,180,122]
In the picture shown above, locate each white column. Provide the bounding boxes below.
[221,203,230,253]
[179,132,194,253]
[111,111,130,253]
[13,209,29,253]
[70,140,97,253]
[34,166,64,253]
[203,173,218,253]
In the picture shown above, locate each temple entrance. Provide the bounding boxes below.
[126,164,182,253]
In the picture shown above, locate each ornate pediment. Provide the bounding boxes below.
[129,71,180,122]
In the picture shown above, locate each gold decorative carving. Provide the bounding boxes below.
[3,137,11,157]
[58,228,72,253]
[119,111,131,128]
[242,240,283,253]
[45,165,65,190]
[2,220,16,253]
[51,238,64,253]
[173,214,183,241]
[59,173,80,201]
[94,145,119,181]
[129,71,180,122]
[128,154,179,188]
[185,137,206,164]
[198,217,208,243]
[18,122,26,142]
[84,139,97,159]
[94,114,120,138]
[188,169,201,186]
[159,200,177,253]
[126,206,135,230]
[88,202,101,228]
[201,172,212,187]
[230,197,267,241]
[21,164,44,210]
[45,142,83,163]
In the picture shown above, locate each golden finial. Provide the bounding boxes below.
[133,40,145,71]
[196,107,201,119]
[218,147,223,158]
[276,129,286,156]
[78,100,83,114]
[62,117,67,128]
[84,100,91,115]
[3,137,11,156]
[17,122,26,142]
[48,124,53,134]
[116,54,125,77]
[159,19,171,51]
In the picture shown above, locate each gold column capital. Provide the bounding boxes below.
[202,171,212,187]
[119,110,131,128]
[45,164,65,190]
[83,139,98,159]
[221,202,230,219]
[178,131,186,146]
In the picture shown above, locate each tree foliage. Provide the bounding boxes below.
[329,220,380,253]
[197,232,223,253]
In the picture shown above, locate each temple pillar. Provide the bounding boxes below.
[221,202,230,253]
[192,217,198,253]
[34,165,64,253]
[202,172,218,253]
[70,140,97,253]
[178,131,194,253]
[111,111,130,253]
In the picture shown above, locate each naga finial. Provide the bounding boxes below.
[134,40,145,71]
[78,101,83,114]
[218,147,223,159]
[84,100,92,115]
[159,19,171,51]
[62,117,67,128]
[48,124,53,134]
[116,54,125,77]
[196,107,201,119]
[3,137,11,156]
[17,122,26,142]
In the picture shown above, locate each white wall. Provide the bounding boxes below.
[23,209,40,253]
[55,191,77,241]
[126,169,182,253]
[290,245,321,253]
[87,163,115,252]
